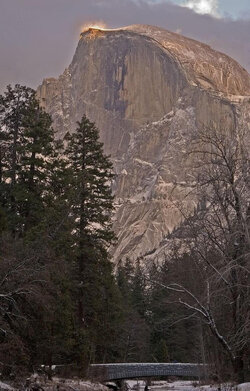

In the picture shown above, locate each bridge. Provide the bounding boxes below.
[88,363,206,382]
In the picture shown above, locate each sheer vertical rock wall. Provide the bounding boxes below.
[37,25,250,262]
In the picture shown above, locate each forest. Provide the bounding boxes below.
[0,85,249,384]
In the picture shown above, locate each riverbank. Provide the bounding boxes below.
[0,378,249,391]
[126,380,250,391]
[0,376,108,391]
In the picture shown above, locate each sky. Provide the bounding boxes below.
[0,0,249,92]
[169,0,250,18]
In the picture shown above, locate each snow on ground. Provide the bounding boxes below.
[126,380,146,389]
[199,383,250,391]
[55,378,108,390]
[0,378,108,391]
[0,382,15,391]
[79,380,108,390]
[148,381,199,391]
[125,381,250,391]
[0,378,248,391]
[238,384,250,391]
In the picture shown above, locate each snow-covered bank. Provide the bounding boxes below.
[0,377,108,391]
[238,384,250,391]
[0,378,249,391]
[0,381,15,391]
[125,381,250,391]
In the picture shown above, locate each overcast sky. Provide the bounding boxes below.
[169,0,250,18]
[0,0,249,92]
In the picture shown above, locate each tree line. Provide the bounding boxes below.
[0,84,249,384]
[0,84,121,374]
[146,121,250,383]
[0,85,196,377]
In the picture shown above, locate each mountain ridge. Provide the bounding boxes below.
[122,25,250,96]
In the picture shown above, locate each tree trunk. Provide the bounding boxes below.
[232,355,245,384]
[24,148,36,232]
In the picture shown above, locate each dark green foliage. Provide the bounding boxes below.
[62,115,122,366]
[1,84,229,378]
[0,87,77,373]
[64,115,114,244]
[0,86,76,373]
[130,261,147,317]
[0,87,124,372]
[116,259,151,362]
[0,85,56,236]
[0,85,203,375]
[116,257,202,364]
[154,339,169,362]
[146,257,201,363]
[0,85,34,234]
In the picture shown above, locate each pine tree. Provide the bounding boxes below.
[131,261,147,317]
[116,259,152,362]
[0,85,34,234]
[154,339,169,362]
[19,95,55,232]
[116,258,134,304]
[0,85,76,372]
[0,85,56,236]
[64,115,120,365]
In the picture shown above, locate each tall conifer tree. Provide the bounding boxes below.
[0,85,56,235]
[0,85,34,234]
[64,115,120,365]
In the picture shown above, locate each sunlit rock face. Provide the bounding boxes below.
[37,25,250,262]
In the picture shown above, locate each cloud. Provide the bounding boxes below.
[0,0,249,93]
[182,0,220,17]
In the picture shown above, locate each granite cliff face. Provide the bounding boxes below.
[37,25,250,262]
